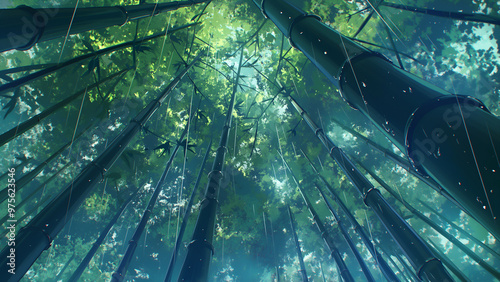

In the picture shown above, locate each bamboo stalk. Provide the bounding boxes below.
[164,140,212,282]
[287,204,309,282]
[356,159,500,280]
[280,153,355,282]
[301,149,399,282]
[381,2,500,25]
[0,23,198,94]
[178,49,242,281]
[0,1,208,52]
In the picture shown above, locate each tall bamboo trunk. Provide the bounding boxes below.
[111,120,191,282]
[357,160,500,280]
[177,50,243,282]
[70,189,138,282]
[165,140,212,282]
[426,240,470,282]
[301,150,399,282]
[328,116,464,211]
[0,1,208,52]
[280,154,354,282]
[0,23,197,94]
[0,162,71,226]
[0,158,31,182]
[0,64,57,78]
[0,125,89,202]
[418,200,500,260]
[316,184,373,282]
[380,2,500,26]
[287,205,309,282]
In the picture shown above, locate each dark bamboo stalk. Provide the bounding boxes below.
[0,54,201,281]
[356,159,500,279]
[301,149,399,282]
[179,48,243,281]
[111,115,192,282]
[268,214,281,282]
[280,154,354,282]
[254,0,500,240]
[0,1,208,52]
[70,189,138,282]
[0,125,89,202]
[0,64,57,77]
[164,140,212,282]
[287,204,309,282]
[0,23,197,94]
[380,2,500,25]
[0,162,71,226]
[316,184,373,282]
[418,200,500,260]
[0,68,127,147]
[177,49,243,282]
[286,94,452,281]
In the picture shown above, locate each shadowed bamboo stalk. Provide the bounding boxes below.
[287,204,309,282]
[111,119,191,282]
[280,153,354,282]
[387,251,415,281]
[426,240,470,282]
[380,2,500,25]
[0,189,52,240]
[328,116,463,210]
[419,200,500,260]
[286,93,452,281]
[0,157,31,182]
[164,140,212,282]
[0,64,57,79]
[178,49,243,281]
[254,0,500,240]
[316,184,374,282]
[355,159,500,280]
[0,1,209,52]
[0,162,71,226]
[301,149,399,282]
[70,188,139,282]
